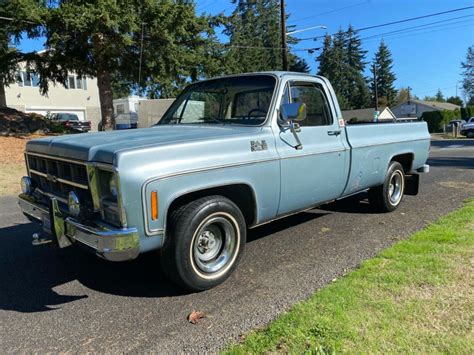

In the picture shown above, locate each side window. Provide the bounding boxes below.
[290,83,333,127]
[68,75,76,89]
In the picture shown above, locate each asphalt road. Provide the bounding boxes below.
[1,139,473,353]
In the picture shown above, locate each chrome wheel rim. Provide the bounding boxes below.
[191,213,239,278]
[388,170,403,205]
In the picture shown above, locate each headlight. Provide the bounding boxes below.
[109,175,118,197]
[20,176,33,194]
[68,191,81,217]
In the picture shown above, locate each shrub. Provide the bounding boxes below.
[421,109,460,133]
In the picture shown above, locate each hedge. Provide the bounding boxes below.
[421,108,460,133]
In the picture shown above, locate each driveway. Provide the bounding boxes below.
[1,140,473,352]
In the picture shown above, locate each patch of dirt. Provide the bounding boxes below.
[438,181,474,192]
[0,136,32,165]
[0,136,36,195]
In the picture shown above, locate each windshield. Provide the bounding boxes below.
[158,75,276,126]
[56,113,79,121]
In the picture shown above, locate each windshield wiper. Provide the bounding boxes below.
[200,117,224,124]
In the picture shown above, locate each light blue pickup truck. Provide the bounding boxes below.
[19,72,430,290]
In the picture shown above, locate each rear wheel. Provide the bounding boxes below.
[161,195,246,291]
[467,130,474,138]
[369,161,405,212]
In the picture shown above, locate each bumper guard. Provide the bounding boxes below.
[19,195,139,262]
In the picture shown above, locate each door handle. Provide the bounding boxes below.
[327,130,341,136]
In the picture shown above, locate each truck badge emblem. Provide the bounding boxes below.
[250,140,268,152]
[46,174,58,183]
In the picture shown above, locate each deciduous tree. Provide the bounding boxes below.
[26,0,211,130]
[396,87,409,104]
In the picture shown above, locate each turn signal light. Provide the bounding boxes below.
[151,191,158,221]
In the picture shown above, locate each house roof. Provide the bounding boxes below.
[342,107,395,121]
[393,99,461,111]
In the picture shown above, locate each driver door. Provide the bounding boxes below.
[276,79,349,215]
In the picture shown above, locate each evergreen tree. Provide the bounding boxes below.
[370,40,397,107]
[328,29,350,109]
[289,56,310,73]
[344,25,369,109]
[317,27,369,109]
[435,89,445,102]
[446,96,463,106]
[461,45,474,104]
[223,0,307,74]
[224,0,280,73]
[316,35,333,78]
[0,0,44,107]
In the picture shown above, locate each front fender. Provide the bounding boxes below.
[141,159,280,237]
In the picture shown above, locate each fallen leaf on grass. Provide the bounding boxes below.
[187,310,205,324]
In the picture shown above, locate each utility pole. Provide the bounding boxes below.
[280,0,288,71]
[373,64,379,119]
[406,86,412,117]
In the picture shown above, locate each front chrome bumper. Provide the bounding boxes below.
[19,195,139,262]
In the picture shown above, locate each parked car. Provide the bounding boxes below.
[446,119,466,132]
[50,113,91,133]
[18,72,430,291]
[460,117,474,138]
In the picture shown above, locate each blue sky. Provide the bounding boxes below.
[18,0,474,100]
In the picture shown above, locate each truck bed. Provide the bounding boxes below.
[342,121,430,196]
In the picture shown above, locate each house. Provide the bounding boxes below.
[3,63,102,130]
[391,99,461,119]
[341,107,396,122]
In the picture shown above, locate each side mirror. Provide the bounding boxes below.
[280,102,307,123]
[279,103,306,150]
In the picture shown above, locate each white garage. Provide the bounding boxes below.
[25,108,87,121]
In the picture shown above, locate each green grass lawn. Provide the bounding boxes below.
[225,199,474,354]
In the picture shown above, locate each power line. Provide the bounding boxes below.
[296,5,474,41]
[223,44,320,52]
[359,14,474,41]
[196,0,216,13]
[288,0,369,24]
[362,22,474,44]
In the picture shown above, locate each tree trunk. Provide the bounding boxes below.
[96,67,115,131]
[0,82,6,108]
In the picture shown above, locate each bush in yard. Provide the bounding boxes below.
[421,109,460,132]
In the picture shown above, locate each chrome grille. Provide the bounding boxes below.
[27,153,93,210]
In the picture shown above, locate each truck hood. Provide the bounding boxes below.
[26,125,262,164]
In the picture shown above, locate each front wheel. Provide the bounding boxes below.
[368,161,405,212]
[161,196,246,291]
[467,130,474,138]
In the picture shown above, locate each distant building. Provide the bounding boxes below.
[4,63,102,130]
[391,99,461,119]
[113,95,146,129]
[342,107,396,122]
